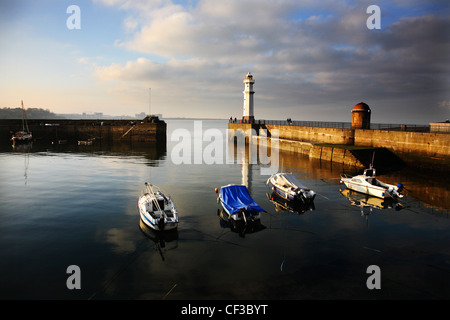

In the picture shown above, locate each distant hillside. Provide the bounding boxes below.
[0,107,62,119]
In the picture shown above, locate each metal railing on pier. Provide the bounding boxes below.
[228,119,447,133]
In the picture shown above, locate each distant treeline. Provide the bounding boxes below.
[0,107,62,119]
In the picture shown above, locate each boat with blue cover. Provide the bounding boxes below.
[216,184,265,223]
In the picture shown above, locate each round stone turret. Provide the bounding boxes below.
[352,102,371,129]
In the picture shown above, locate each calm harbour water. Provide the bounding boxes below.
[0,119,449,300]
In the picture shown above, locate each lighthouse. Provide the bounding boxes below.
[242,72,255,123]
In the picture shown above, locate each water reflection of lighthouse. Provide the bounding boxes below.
[226,133,253,190]
[241,143,252,191]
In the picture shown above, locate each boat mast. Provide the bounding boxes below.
[370,151,375,169]
[149,88,151,117]
[21,100,25,132]
[21,100,30,133]
[145,182,166,218]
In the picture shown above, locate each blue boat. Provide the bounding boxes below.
[216,184,265,223]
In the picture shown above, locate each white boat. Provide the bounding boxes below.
[138,182,179,231]
[78,139,94,145]
[216,184,265,223]
[340,166,404,200]
[267,173,316,203]
[11,100,32,144]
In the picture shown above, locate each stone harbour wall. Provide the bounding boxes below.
[0,119,167,143]
[229,122,450,170]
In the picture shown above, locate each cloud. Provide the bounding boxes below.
[438,101,450,110]
[91,0,450,122]
[95,57,164,82]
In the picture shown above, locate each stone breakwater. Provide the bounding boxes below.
[0,118,166,144]
[228,123,450,171]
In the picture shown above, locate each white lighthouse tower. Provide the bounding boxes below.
[242,72,255,123]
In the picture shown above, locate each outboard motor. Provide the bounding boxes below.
[387,186,394,195]
[158,217,165,231]
[397,183,404,193]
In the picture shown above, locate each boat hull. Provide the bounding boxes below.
[272,186,297,201]
[220,204,261,222]
[11,133,32,144]
[268,174,316,204]
[340,176,401,199]
[139,208,178,231]
[272,185,315,203]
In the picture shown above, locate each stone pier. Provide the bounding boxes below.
[228,122,450,171]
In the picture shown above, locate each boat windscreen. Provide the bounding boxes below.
[278,174,307,189]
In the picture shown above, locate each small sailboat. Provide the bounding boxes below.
[11,101,32,144]
[215,184,265,223]
[266,173,316,203]
[138,182,179,231]
[340,166,404,200]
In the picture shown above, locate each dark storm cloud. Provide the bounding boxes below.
[94,0,449,122]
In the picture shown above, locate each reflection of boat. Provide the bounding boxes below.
[340,189,403,211]
[11,101,32,144]
[340,166,404,200]
[139,219,178,261]
[267,192,315,214]
[215,184,265,223]
[12,142,32,152]
[267,173,316,203]
[217,209,266,237]
[138,182,179,231]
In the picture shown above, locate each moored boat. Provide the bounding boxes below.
[138,182,179,231]
[340,166,404,200]
[11,101,32,144]
[216,184,265,223]
[267,173,316,203]
[11,131,32,144]
[78,139,94,145]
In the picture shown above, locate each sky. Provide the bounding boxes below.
[0,0,449,124]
